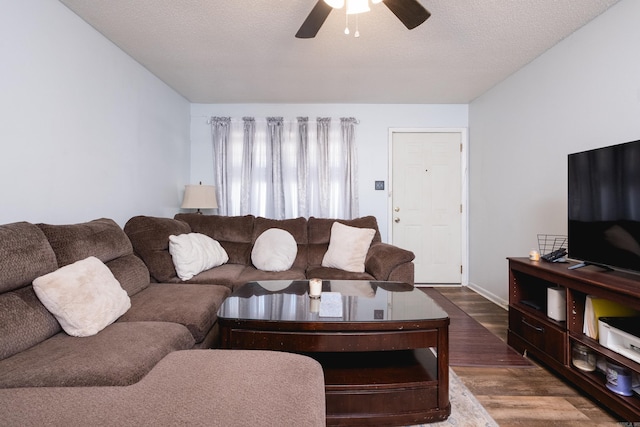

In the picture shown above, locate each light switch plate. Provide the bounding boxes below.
[375,181,385,190]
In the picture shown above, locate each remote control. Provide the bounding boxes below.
[541,248,567,262]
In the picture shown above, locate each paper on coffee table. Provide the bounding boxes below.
[319,292,343,317]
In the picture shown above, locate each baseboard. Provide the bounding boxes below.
[466,282,508,310]
[415,282,508,310]
[415,283,461,288]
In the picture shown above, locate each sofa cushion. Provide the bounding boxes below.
[238,266,307,287]
[182,264,246,289]
[33,256,131,337]
[251,228,297,272]
[0,222,61,361]
[0,286,61,361]
[169,233,229,280]
[118,283,230,343]
[308,216,381,244]
[106,254,151,296]
[37,218,151,296]
[38,218,133,267]
[0,322,194,388]
[306,266,375,282]
[321,222,376,273]
[175,214,255,265]
[0,222,58,294]
[124,216,191,283]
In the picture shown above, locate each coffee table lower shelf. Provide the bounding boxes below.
[311,349,449,426]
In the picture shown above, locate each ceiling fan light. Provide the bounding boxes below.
[323,0,345,9]
[346,0,370,14]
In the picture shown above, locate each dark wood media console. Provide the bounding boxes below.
[507,257,640,420]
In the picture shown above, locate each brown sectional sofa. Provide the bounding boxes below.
[0,213,413,426]
[0,218,325,426]
[124,213,416,290]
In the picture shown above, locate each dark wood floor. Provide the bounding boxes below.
[434,286,621,426]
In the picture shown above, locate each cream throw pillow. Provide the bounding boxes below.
[33,256,131,337]
[322,222,376,273]
[252,228,298,272]
[169,233,229,281]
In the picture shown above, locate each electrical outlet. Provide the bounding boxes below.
[374,309,384,319]
[375,181,385,190]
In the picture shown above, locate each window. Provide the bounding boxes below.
[210,116,359,219]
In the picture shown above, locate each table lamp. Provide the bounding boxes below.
[181,183,218,214]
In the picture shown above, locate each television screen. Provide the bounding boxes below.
[568,140,640,273]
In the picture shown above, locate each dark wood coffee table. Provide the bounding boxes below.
[218,280,450,426]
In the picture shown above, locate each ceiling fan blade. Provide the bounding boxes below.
[382,0,430,30]
[296,1,333,39]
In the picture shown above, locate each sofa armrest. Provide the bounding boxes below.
[365,242,415,282]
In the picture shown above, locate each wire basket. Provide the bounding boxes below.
[537,234,567,257]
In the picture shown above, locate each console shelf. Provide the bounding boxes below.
[507,257,640,420]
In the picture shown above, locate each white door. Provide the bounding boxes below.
[391,131,462,284]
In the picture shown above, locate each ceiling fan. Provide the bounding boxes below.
[296,0,430,39]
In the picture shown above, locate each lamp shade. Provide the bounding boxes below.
[181,184,218,210]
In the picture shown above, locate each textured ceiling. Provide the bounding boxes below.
[59,0,620,104]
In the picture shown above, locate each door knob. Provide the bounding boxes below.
[394,217,400,223]
[394,207,400,212]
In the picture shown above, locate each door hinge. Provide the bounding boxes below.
[460,143,463,152]
[460,265,463,274]
[460,204,463,213]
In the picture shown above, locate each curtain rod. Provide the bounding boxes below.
[206,117,359,125]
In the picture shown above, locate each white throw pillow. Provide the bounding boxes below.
[169,233,229,281]
[251,228,298,272]
[32,256,131,337]
[322,222,376,273]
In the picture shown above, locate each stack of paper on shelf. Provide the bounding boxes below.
[583,295,639,339]
[598,317,640,363]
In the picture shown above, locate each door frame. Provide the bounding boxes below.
[388,128,469,286]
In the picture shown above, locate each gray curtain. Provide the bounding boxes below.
[210,117,231,215]
[317,117,331,218]
[297,117,309,218]
[241,117,255,215]
[341,117,359,218]
[267,117,285,219]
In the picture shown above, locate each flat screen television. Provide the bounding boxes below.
[568,139,640,273]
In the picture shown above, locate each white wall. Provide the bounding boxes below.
[1,1,190,227]
[468,0,640,303]
[190,103,468,242]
